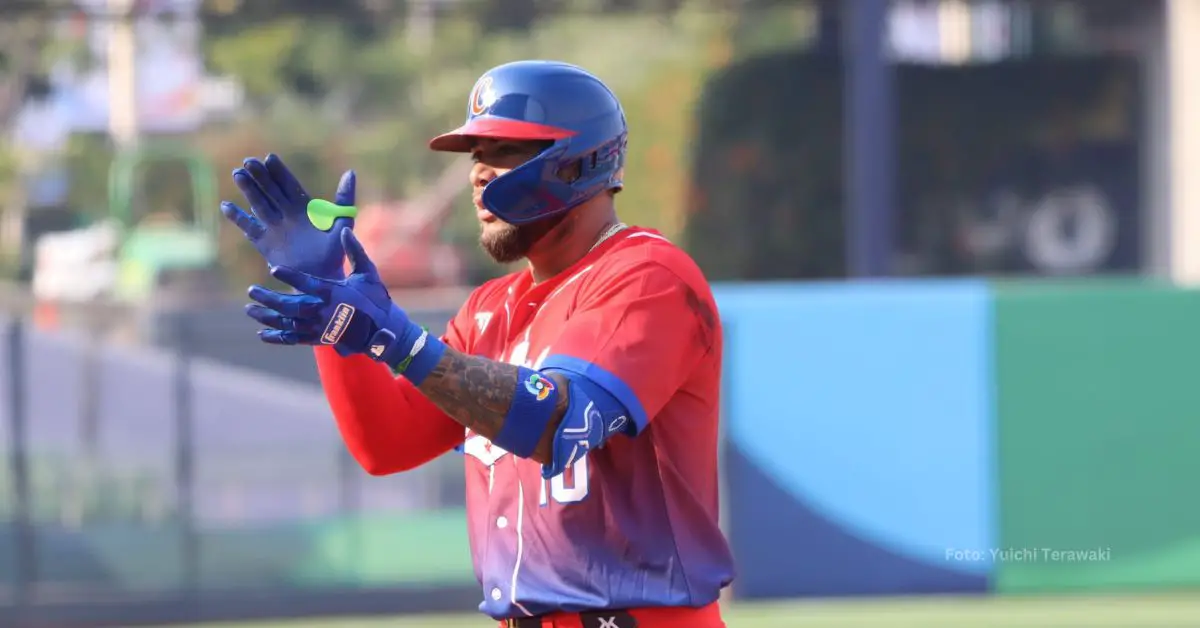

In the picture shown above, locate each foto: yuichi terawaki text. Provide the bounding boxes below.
[944,547,1112,563]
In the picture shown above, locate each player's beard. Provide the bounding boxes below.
[479,213,568,263]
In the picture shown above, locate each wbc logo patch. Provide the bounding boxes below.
[524,372,555,401]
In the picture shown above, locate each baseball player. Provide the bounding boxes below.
[220,60,734,628]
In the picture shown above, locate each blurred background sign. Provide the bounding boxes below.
[41,0,222,135]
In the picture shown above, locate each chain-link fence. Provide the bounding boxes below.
[0,303,478,627]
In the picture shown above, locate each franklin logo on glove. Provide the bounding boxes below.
[321,303,356,344]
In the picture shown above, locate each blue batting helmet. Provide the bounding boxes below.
[428,60,628,225]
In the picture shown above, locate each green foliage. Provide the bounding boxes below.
[206,18,309,98]
[62,133,115,223]
[1,4,749,290]
[191,5,733,282]
[685,52,846,281]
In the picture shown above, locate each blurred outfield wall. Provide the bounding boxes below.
[721,278,1200,600]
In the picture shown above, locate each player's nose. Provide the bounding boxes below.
[471,162,496,188]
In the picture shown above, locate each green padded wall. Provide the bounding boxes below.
[994,280,1200,593]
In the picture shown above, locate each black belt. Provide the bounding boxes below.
[506,609,638,628]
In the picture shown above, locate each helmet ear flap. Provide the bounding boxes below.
[482,138,623,225]
[481,143,570,225]
[577,133,626,189]
[556,159,582,184]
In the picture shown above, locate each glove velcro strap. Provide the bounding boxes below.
[370,325,447,386]
[395,330,446,386]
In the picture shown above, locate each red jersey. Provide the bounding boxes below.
[313,227,734,619]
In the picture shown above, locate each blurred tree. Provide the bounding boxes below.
[0,0,745,289]
[34,1,728,287]
[475,0,538,32]
[685,51,846,281]
[0,11,86,277]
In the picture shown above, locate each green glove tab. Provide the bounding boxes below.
[306,198,358,232]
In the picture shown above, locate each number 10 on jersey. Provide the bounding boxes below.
[538,455,590,506]
[507,343,590,506]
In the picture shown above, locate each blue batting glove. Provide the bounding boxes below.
[245,227,447,384]
[220,153,357,280]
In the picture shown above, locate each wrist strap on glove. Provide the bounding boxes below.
[369,323,447,386]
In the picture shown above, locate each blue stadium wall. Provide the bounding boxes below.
[714,280,996,598]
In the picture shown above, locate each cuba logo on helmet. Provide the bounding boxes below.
[469,75,496,117]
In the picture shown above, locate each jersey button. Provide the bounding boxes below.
[490,587,503,601]
[496,516,508,529]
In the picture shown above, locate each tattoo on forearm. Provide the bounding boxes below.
[416,347,568,461]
